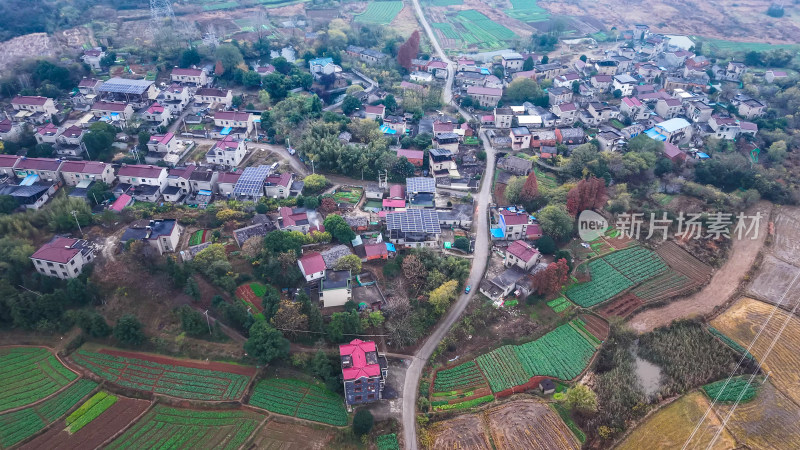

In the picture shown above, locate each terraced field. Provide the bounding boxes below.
[354,1,404,24]
[248,377,348,426]
[0,347,78,412]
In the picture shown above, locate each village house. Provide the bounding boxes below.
[410,71,434,83]
[555,127,586,145]
[662,142,687,163]
[548,87,573,105]
[161,84,191,114]
[346,46,389,65]
[654,98,683,119]
[206,135,247,167]
[81,48,106,70]
[216,172,241,196]
[621,123,646,139]
[479,265,528,302]
[320,269,353,307]
[455,71,487,86]
[502,53,525,72]
[57,125,85,148]
[11,96,58,123]
[708,116,740,140]
[14,157,63,182]
[497,155,532,176]
[737,98,766,119]
[590,74,613,91]
[457,57,478,72]
[585,102,620,124]
[59,161,115,187]
[553,72,581,88]
[78,78,103,96]
[620,97,649,121]
[504,240,541,271]
[535,63,568,81]
[494,209,542,241]
[121,219,183,254]
[194,88,233,109]
[386,209,441,248]
[0,119,24,142]
[596,129,625,151]
[116,164,168,202]
[466,86,502,108]
[397,149,424,167]
[97,78,157,108]
[162,166,196,202]
[530,129,557,149]
[140,102,171,133]
[264,173,294,199]
[298,251,326,282]
[510,127,531,151]
[613,74,637,97]
[170,67,210,87]
[188,167,217,193]
[31,237,95,279]
[714,61,746,82]
[213,111,255,135]
[91,101,135,127]
[339,339,388,407]
[494,107,514,128]
[594,60,618,76]
[648,117,692,144]
[406,177,436,209]
[278,206,312,233]
[309,57,340,79]
[429,148,457,173]
[35,123,60,145]
[148,132,178,155]
[551,102,578,125]
[685,100,713,123]
[765,70,788,83]
[0,155,20,177]
[363,104,386,121]
[426,60,448,78]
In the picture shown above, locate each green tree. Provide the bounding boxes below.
[342,94,362,115]
[541,55,549,64]
[113,314,145,346]
[538,205,574,241]
[0,195,18,214]
[244,321,290,364]
[523,56,534,71]
[326,311,362,342]
[272,56,293,75]
[564,384,598,413]
[353,409,374,435]
[83,122,116,161]
[177,305,208,336]
[179,48,201,68]
[383,94,397,112]
[45,195,92,232]
[258,89,271,106]
[428,279,458,315]
[579,54,587,62]
[184,277,201,301]
[86,181,111,206]
[302,174,327,194]
[453,236,470,252]
[535,235,556,254]
[502,78,545,105]
[242,70,262,88]
[323,214,356,244]
[263,230,306,255]
[215,44,244,74]
[334,254,362,273]
[261,285,281,321]
[768,140,788,163]
[612,89,622,98]
[504,176,526,204]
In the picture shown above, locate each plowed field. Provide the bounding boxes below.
[486,400,579,450]
[429,414,491,450]
[246,420,334,449]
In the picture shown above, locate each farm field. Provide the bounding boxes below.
[547,296,572,313]
[433,361,487,393]
[710,297,800,405]
[577,314,609,341]
[0,347,78,412]
[106,406,264,450]
[565,259,632,307]
[65,391,117,433]
[429,413,491,450]
[702,376,759,403]
[0,380,97,448]
[504,0,550,22]
[376,433,400,450]
[20,395,150,450]
[746,254,800,305]
[236,283,265,316]
[430,361,493,411]
[247,420,334,449]
[451,10,517,49]
[713,380,800,449]
[354,1,404,25]
[596,294,643,319]
[487,400,580,450]
[71,348,253,401]
[189,229,210,246]
[332,187,363,205]
[476,323,596,392]
[248,377,348,426]
[773,207,800,265]
[617,391,735,450]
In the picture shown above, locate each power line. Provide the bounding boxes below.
[682,268,800,449]
[271,327,389,337]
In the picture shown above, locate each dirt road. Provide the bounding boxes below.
[628,202,771,333]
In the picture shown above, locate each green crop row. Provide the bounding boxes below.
[67,393,117,433]
[0,379,97,447]
[0,348,77,412]
[702,376,759,403]
[248,377,348,426]
[515,325,596,380]
[708,327,756,361]
[476,346,530,392]
[353,1,403,25]
[433,361,485,391]
[377,433,400,450]
[566,258,633,307]
[433,394,493,411]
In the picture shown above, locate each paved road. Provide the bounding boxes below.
[400,133,495,449]
[410,0,454,106]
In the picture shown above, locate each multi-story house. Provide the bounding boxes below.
[35,123,60,145]
[501,53,524,72]
[59,161,115,187]
[386,209,441,248]
[163,165,197,202]
[264,173,294,199]
[685,100,713,123]
[161,84,191,114]
[339,339,388,408]
[510,127,531,151]
[0,155,20,177]
[613,74,637,97]
[655,98,683,119]
[504,240,541,271]
[121,219,183,254]
[213,111,254,135]
[620,97,649,121]
[14,157,63,182]
[737,98,766,119]
[91,101,135,127]
[494,107,514,128]
[140,102,171,133]
[82,48,106,70]
[320,270,353,307]
[551,102,578,125]
[363,104,386,120]
[494,209,542,241]
[548,86,573,105]
[194,88,233,109]
[170,67,210,87]
[206,135,246,167]
[216,172,241,197]
[11,96,58,123]
[466,86,502,108]
[31,237,95,279]
[708,116,740,140]
[590,74,613,91]
[148,132,178,155]
[116,164,168,202]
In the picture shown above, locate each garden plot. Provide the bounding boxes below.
[596,294,643,319]
[71,349,253,401]
[20,395,150,450]
[248,377,348,426]
[747,254,800,305]
[236,283,266,316]
[0,347,78,412]
[354,1,404,24]
[617,391,735,450]
[106,406,264,450]
[487,400,580,450]
[0,380,97,448]
[376,433,400,450]
[632,241,713,303]
[710,297,800,406]
[431,360,492,410]
[702,376,760,403]
[248,420,334,449]
[189,229,211,247]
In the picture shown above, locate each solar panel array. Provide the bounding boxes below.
[233,165,271,197]
[97,78,154,95]
[386,209,441,234]
[406,177,435,194]
[429,148,452,157]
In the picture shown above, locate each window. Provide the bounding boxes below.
[47,262,54,267]
[368,394,375,400]
[354,395,362,402]
[70,259,75,265]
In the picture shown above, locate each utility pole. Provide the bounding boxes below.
[71,210,83,237]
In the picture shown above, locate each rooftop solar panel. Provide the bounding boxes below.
[386,209,441,234]
[406,177,435,194]
[97,78,154,95]
[233,165,272,196]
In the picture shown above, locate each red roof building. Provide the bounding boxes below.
[389,184,404,199]
[298,251,326,281]
[339,339,387,406]
[30,237,95,279]
[364,243,389,261]
[110,194,133,212]
[396,149,424,167]
[505,240,540,270]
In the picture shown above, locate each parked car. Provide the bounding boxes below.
[465,285,471,294]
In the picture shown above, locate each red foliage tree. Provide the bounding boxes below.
[319,197,338,214]
[397,30,420,71]
[520,171,539,204]
[533,258,570,297]
[566,176,607,216]
[214,60,224,76]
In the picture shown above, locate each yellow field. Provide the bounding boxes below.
[714,380,800,449]
[487,400,580,450]
[617,392,736,450]
[710,297,800,405]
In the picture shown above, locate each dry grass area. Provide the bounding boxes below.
[0,33,59,74]
[428,413,491,450]
[247,419,335,449]
[540,0,800,44]
[747,254,800,305]
[710,297,800,406]
[617,391,736,450]
[487,400,580,450]
[714,380,800,449]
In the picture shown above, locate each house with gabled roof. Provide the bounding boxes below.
[14,157,63,181]
[264,173,294,199]
[207,135,246,167]
[59,161,115,186]
[31,237,95,279]
[505,240,541,271]
[170,67,210,87]
[148,132,178,155]
[298,251,326,282]
[121,219,183,254]
[195,88,233,109]
[35,123,60,145]
[339,339,388,407]
[11,96,58,123]
[213,111,254,135]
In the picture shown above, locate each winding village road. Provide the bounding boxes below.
[401,1,494,447]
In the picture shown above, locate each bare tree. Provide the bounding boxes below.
[386,312,418,348]
[402,254,425,296]
[271,300,308,338]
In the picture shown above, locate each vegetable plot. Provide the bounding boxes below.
[71,350,251,401]
[248,378,348,426]
[433,361,487,392]
[603,246,668,283]
[354,1,403,24]
[476,346,530,393]
[703,376,759,403]
[65,391,118,434]
[565,259,632,307]
[377,433,400,450]
[106,406,263,450]
[0,347,77,412]
[0,379,97,448]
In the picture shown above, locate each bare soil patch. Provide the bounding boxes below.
[628,202,770,333]
[747,254,800,305]
[98,348,257,376]
[772,208,800,265]
[20,396,151,450]
[486,399,580,450]
[246,419,334,449]
[597,294,643,320]
[429,413,491,450]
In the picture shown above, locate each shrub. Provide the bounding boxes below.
[353,409,374,435]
